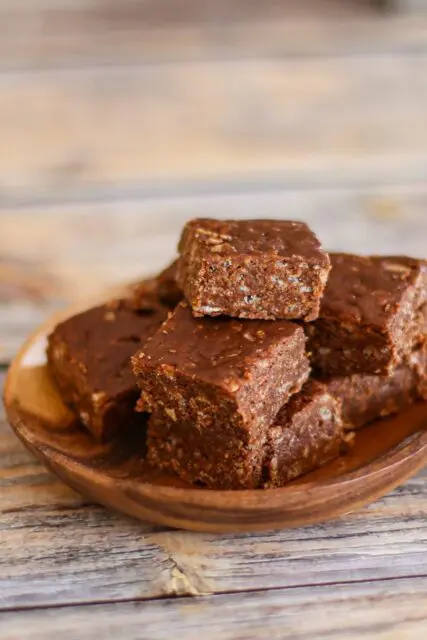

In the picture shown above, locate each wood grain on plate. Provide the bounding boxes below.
[4,308,427,534]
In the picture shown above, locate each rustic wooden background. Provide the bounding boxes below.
[1,1,427,638]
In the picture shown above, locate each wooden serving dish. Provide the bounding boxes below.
[4,305,427,533]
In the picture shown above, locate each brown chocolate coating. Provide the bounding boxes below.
[325,346,427,430]
[177,218,330,321]
[307,254,427,375]
[133,301,310,488]
[47,298,168,442]
[264,381,346,488]
[180,218,329,258]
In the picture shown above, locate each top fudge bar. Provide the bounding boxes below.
[132,301,310,487]
[47,298,168,442]
[177,218,330,321]
[307,253,427,376]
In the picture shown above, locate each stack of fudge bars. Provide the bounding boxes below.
[47,219,427,490]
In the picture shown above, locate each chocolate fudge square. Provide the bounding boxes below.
[147,381,345,489]
[47,298,168,442]
[177,218,330,321]
[307,254,427,376]
[147,412,265,489]
[131,260,183,311]
[325,346,427,431]
[133,301,310,488]
[264,381,346,488]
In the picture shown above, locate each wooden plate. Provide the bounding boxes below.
[4,309,427,533]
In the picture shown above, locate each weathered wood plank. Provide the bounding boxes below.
[0,57,426,202]
[392,0,427,12]
[0,0,372,22]
[3,372,427,611]
[2,0,422,72]
[3,1,426,70]
[2,578,427,639]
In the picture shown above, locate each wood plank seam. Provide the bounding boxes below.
[3,175,427,212]
[3,572,427,616]
[1,43,427,78]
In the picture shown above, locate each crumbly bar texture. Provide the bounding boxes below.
[131,260,183,311]
[176,218,330,321]
[325,346,427,431]
[307,254,427,376]
[147,412,265,489]
[133,301,310,488]
[47,298,168,442]
[147,381,346,489]
[263,381,346,488]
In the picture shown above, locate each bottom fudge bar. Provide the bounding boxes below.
[263,381,346,488]
[325,346,427,431]
[47,298,168,442]
[147,411,265,489]
[147,382,346,490]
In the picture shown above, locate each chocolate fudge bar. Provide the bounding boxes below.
[133,300,310,488]
[47,298,168,442]
[131,260,183,311]
[147,412,262,489]
[307,254,427,376]
[264,381,346,487]
[147,381,346,489]
[177,218,330,321]
[325,346,427,430]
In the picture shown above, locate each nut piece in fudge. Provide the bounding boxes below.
[132,301,310,488]
[307,254,427,376]
[47,298,168,442]
[176,218,331,321]
[325,345,427,431]
[264,381,346,488]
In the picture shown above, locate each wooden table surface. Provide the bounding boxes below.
[2,1,427,638]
